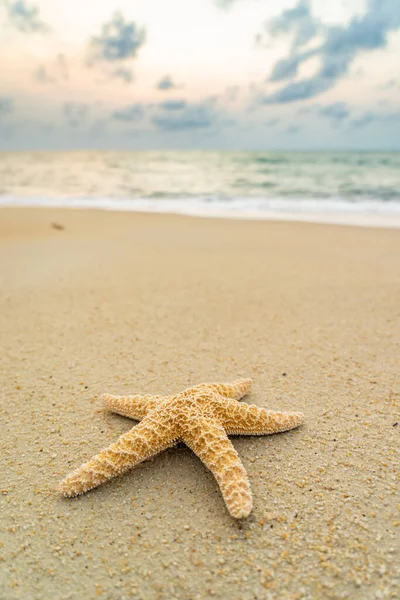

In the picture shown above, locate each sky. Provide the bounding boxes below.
[0,0,399,150]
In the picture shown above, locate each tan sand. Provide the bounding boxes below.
[0,208,399,600]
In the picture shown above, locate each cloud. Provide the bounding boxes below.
[293,102,400,130]
[159,100,187,111]
[4,0,49,33]
[260,0,400,104]
[266,117,280,126]
[224,86,239,103]
[351,112,376,128]
[214,0,237,8]
[286,125,301,134]
[294,101,351,123]
[151,101,217,131]
[156,75,177,91]
[351,110,400,128]
[33,55,70,85]
[56,54,69,81]
[88,12,145,64]
[319,102,350,121]
[263,78,329,104]
[0,97,13,118]
[112,104,144,121]
[267,0,319,52]
[33,65,55,84]
[269,51,316,83]
[63,102,89,128]
[112,67,134,83]
[380,78,399,90]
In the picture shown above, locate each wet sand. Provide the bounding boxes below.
[0,208,399,600]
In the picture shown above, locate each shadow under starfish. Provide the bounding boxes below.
[59,378,304,518]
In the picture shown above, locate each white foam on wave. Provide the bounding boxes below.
[1,195,400,228]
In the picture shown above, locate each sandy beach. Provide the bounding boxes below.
[0,207,399,600]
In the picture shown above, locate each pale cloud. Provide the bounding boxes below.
[32,55,69,85]
[112,104,144,121]
[4,0,49,33]
[319,102,350,122]
[0,97,13,117]
[159,100,187,111]
[56,53,69,81]
[351,109,400,128]
[286,124,301,134]
[63,102,90,127]
[33,65,55,84]
[214,0,240,9]
[111,67,134,83]
[379,79,399,91]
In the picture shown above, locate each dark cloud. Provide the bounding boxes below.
[263,78,329,104]
[0,97,13,117]
[156,75,177,91]
[159,100,187,111]
[88,12,145,64]
[112,67,134,83]
[267,0,319,52]
[33,65,55,84]
[5,0,49,33]
[151,101,217,131]
[269,51,316,83]
[260,0,400,104]
[319,102,350,121]
[112,104,144,122]
[63,102,89,128]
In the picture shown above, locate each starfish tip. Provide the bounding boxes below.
[230,500,253,519]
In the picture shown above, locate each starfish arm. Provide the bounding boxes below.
[194,378,252,401]
[183,417,252,519]
[59,409,177,498]
[102,393,173,420]
[222,401,304,435]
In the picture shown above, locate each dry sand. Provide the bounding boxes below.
[0,208,399,600]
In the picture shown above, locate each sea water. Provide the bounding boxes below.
[1,150,400,227]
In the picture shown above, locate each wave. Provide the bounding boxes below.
[251,156,288,165]
[1,195,400,228]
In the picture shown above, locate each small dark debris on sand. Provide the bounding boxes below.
[51,222,65,231]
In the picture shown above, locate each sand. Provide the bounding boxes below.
[0,207,399,600]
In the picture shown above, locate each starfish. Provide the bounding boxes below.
[60,378,304,518]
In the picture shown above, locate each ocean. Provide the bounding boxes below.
[1,150,400,227]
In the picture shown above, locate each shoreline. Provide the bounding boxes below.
[1,197,400,229]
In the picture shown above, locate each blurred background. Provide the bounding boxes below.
[0,0,399,224]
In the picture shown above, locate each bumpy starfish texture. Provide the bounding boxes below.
[60,379,304,518]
